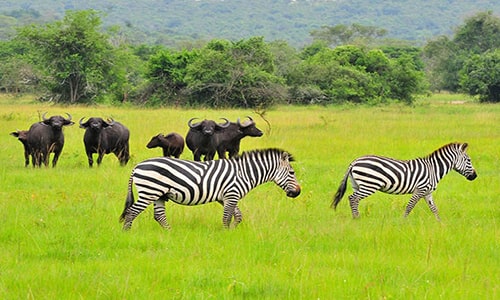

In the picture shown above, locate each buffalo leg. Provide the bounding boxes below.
[117,148,129,166]
[86,152,94,167]
[52,150,61,167]
[97,152,105,166]
[193,150,202,161]
[42,151,50,167]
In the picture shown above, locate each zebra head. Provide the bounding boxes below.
[274,151,301,198]
[453,143,477,181]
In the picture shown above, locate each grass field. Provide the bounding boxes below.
[0,94,498,299]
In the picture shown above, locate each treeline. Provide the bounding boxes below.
[0,10,499,107]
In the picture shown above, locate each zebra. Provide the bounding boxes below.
[119,148,301,230]
[332,142,477,220]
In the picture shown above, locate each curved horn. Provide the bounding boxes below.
[218,118,230,128]
[65,112,72,121]
[106,118,115,126]
[237,116,254,128]
[188,117,200,128]
[42,112,48,121]
[79,117,86,126]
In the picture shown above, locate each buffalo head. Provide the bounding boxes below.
[188,118,230,136]
[237,116,263,137]
[42,112,74,130]
[10,130,29,142]
[79,117,114,132]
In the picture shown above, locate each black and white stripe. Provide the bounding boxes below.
[120,148,301,230]
[332,143,477,220]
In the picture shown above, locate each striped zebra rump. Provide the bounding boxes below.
[350,155,424,195]
[132,157,234,205]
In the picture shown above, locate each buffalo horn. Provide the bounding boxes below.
[237,116,254,128]
[65,113,72,121]
[79,117,86,127]
[42,112,48,121]
[218,118,230,128]
[188,117,201,128]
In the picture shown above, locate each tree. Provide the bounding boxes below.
[453,11,500,54]
[423,11,500,93]
[18,10,120,104]
[184,37,285,108]
[460,49,500,102]
[288,44,426,104]
[0,39,39,94]
[140,48,198,105]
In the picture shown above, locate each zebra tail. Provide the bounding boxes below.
[119,175,135,222]
[331,166,351,210]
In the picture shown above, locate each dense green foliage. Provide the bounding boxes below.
[1,95,498,298]
[423,11,500,102]
[16,10,135,104]
[0,8,498,106]
[0,11,429,107]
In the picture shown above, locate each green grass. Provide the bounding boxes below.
[0,94,498,299]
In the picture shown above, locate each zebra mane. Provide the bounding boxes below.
[235,148,295,162]
[427,142,466,158]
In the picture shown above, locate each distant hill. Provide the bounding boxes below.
[1,0,499,47]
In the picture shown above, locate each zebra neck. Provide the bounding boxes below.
[236,158,275,187]
[425,153,454,181]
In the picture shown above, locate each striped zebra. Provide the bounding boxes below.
[332,143,477,220]
[119,148,301,230]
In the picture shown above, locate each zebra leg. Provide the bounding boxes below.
[153,200,171,229]
[424,194,440,221]
[122,199,151,230]
[232,206,243,227]
[404,193,423,218]
[348,193,363,218]
[348,188,373,218]
[221,200,238,228]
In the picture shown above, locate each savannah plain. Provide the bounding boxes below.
[0,94,498,299]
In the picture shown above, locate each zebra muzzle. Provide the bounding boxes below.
[287,185,301,198]
[467,171,477,181]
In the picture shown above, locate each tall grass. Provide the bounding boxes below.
[0,95,498,299]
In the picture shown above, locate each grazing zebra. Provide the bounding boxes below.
[119,148,301,230]
[332,142,477,220]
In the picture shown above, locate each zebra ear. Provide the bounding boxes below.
[281,151,294,162]
[460,143,469,152]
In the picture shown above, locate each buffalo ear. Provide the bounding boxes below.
[10,131,20,137]
[65,120,75,126]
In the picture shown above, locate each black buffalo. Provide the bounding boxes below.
[10,129,31,167]
[146,132,184,158]
[185,118,230,161]
[27,113,74,167]
[215,116,264,159]
[79,117,130,167]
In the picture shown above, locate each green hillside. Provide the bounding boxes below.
[1,0,499,47]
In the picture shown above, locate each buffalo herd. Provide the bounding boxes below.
[10,114,263,167]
